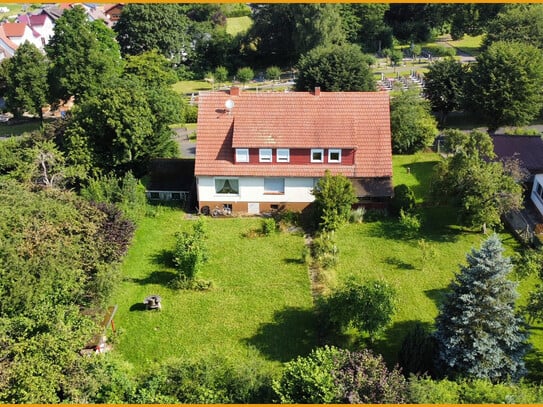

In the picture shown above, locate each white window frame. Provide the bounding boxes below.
[259,148,273,162]
[311,149,324,163]
[276,148,290,163]
[214,177,239,195]
[235,148,249,163]
[328,149,342,163]
[264,177,285,194]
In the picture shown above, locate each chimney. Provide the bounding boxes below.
[314,87,321,96]
[230,86,241,96]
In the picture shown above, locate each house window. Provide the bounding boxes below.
[277,148,290,162]
[537,182,543,199]
[328,149,342,163]
[311,149,324,163]
[236,148,249,163]
[264,178,285,194]
[215,178,239,194]
[259,148,272,162]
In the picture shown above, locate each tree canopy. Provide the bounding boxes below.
[295,43,375,92]
[464,41,543,130]
[431,129,523,229]
[5,43,49,119]
[390,89,439,154]
[46,6,123,103]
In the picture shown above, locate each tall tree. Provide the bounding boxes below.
[247,4,345,67]
[46,6,123,103]
[390,89,438,154]
[340,4,392,52]
[63,76,180,178]
[114,4,191,62]
[483,4,543,50]
[447,4,505,40]
[434,235,529,382]
[5,43,48,119]
[423,58,465,124]
[464,41,543,131]
[431,129,523,230]
[295,43,375,92]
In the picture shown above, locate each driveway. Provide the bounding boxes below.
[173,127,196,159]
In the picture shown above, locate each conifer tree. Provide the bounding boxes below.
[434,234,529,382]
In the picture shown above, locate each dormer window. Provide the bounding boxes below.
[235,148,249,163]
[259,148,272,162]
[277,149,290,162]
[328,149,341,163]
[311,149,324,163]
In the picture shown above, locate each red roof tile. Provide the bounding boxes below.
[3,22,26,37]
[195,89,392,178]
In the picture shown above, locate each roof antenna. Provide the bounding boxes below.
[225,99,234,115]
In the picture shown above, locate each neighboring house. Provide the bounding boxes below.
[492,134,543,219]
[103,3,124,26]
[1,22,41,49]
[194,87,393,215]
[532,174,543,219]
[0,25,18,60]
[17,12,57,47]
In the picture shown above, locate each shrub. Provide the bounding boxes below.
[312,170,357,232]
[184,104,198,124]
[260,218,277,236]
[390,184,415,215]
[311,232,338,269]
[173,218,208,284]
[398,322,436,376]
[273,346,407,404]
[399,209,421,237]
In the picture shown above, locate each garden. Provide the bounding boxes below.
[113,152,543,378]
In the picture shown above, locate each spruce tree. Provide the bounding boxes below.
[434,234,529,382]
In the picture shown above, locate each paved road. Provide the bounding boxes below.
[173,127,196,159]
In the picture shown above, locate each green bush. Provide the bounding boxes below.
[261,217,277,236]
[399,209,421,237]
[503,127,541,136]
[173,218,208,284]
[184,104,198,124]
[311,232,338,269]
[398,322,436,376]
[390,184,416,215]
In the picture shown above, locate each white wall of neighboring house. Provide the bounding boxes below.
[197,176,316,203]
[35,17,55,46]
[531,174,543,217]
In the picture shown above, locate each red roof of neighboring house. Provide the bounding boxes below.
[29,14,47,26]
[3,22,26,37]
[195,89,392,178]
[0,25,19,53]
[493,135,543,174]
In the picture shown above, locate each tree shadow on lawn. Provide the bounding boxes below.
[373,320,435,366]
[400,160,439,201]
[384,256,416,270]
[424,287,449,309]
[150,249,176,268]
[244,306,319,363]
[126,270,177,286]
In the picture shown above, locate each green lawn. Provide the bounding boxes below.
[448,34,484,57]
[114,153,542,377]
[393,152,441,202]
[172,80,213,95]
[113,210,315,371]
[226,16,252,36]
[0,120,44,137]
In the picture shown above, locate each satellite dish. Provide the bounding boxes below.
[225,99,235,110]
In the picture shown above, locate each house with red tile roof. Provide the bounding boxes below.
[195,87,393,215]
[18,12,57,47]
[1,22,42,49]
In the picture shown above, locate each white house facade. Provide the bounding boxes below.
[531,174,543,217]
